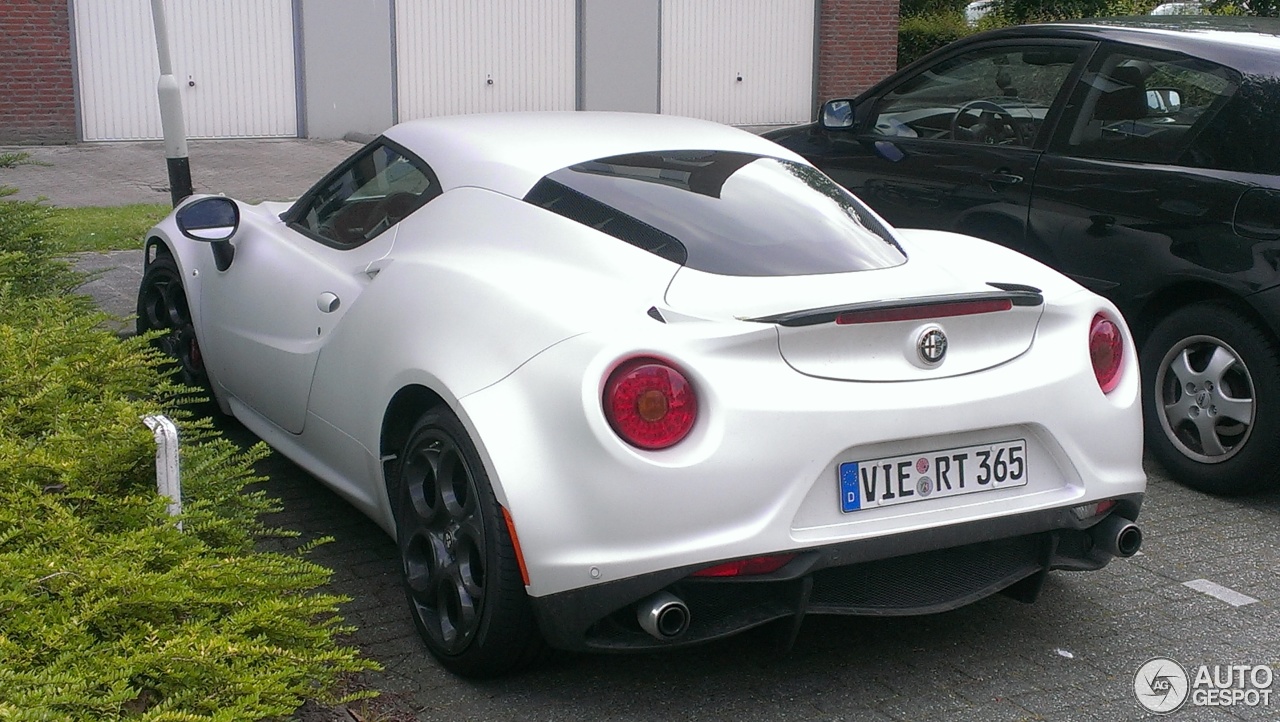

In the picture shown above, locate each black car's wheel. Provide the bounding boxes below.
[1141,302,1280,494]
[136,254,208,390]
[392,408,544,677]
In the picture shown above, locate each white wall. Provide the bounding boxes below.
[300,0,395,139]
[395,0,576,120]
[73,0,297,140]
[581,0,659,113]
[660,0,815,126]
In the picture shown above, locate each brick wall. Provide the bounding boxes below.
[818,0,900,104]
[0,0,77,143]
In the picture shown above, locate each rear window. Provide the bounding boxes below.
[1183,73,1279,174]
[524,150,906,276]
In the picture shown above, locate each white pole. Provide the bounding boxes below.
[143,414,183,529]
[149,0,193,205]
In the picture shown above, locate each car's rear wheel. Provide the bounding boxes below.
[1141,302,1280,494]
[136,253,208,390]
[392,407,545,677]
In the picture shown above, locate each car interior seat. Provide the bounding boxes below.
[1070,65,1168,160]
[1093,66,1147,121]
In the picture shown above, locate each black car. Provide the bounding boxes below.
[768,16,1280,495]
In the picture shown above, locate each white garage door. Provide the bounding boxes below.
[661,0,815,126]
[395,0,575,120]
[73,0,297,141]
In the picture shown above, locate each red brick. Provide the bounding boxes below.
[0,0,76,142]
[817,0,901,103]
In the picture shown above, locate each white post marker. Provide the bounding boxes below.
[143,414,183,529]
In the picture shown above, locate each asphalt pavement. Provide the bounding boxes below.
[4,138,1280,722]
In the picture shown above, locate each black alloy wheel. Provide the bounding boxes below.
[136,254,208,389]
[1141,302,1280,494]
[392,408,544,677]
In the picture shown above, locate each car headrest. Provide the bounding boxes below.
[1094,66,1146,121]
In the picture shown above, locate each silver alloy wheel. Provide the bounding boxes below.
[1153,334,1255,463]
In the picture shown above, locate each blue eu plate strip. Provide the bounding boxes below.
[839,462,861,512]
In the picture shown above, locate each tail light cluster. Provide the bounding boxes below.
[603,357,697,450]
[1089,313,1124,394]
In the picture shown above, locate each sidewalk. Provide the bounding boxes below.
[3,138,363,322]
[2,138,361,207]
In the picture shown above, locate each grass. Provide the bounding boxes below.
[45,203,171,253]
[0,151,47,169]
[3,150,168,252]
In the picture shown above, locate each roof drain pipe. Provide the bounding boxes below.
[143,415,183,530]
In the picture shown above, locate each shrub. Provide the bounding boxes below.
[902,0,970,17]
[898,12,975,68]
[995,0,1115,21]
[0,187,83,299]
[894,0,1252,72]
[0,195,377,720]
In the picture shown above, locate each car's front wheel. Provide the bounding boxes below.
[1141,302,1280,494]
[392,407,545,677]
[136,253,208,390]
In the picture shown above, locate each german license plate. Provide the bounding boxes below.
[838,439,1028,513]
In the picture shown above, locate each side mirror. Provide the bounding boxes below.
[1146,88,1182,115]
[821,99,855,130]
[176,196,239,241]
[176,197,239,271]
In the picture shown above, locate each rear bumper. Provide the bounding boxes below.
[530,495,1142,652]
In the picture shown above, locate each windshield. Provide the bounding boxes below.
[524,150,906,277]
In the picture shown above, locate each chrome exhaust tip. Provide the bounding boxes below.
[637,591,691,640]
[1092,514,1143,558]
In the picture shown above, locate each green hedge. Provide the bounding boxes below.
[898,12,974,68]
[896,0,1250,70]
[0,189,377,721]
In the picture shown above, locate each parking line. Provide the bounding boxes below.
[1183,579,1258,607]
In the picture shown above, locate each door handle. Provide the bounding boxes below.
[981,171,1024,185]
[317,292,341,313]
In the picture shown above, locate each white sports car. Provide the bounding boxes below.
[137,112,1146,678]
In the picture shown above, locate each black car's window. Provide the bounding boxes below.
[1182,73,1277,174]
[1055,48,1240,166]
[869,44,1084,147]
[289,141,441,248]
[525,150,906,277]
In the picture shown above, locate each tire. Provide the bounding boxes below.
[136,254,209,391]
[1140,302,1280,494]
[392,407,545,677]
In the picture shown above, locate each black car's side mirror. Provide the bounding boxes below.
[820,99,855,130]
[176,196,239,271]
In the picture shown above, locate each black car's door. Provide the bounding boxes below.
[806,41,1091,259]
[1029,43,1254,307]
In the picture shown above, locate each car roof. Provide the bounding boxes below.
[381,111,804,198]
[962,16,1280,74]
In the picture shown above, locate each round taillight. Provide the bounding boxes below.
[1089,313,1124,394]
[603,358,697,450]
